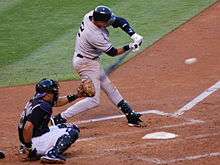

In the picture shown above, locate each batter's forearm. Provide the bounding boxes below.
[116,47,127,55]
[115,44,131,56]
[106,45,130,57]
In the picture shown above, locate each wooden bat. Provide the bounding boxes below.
[101,49,132,80]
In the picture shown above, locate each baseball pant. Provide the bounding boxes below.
[32,126,70,155]
[61,52,123,118]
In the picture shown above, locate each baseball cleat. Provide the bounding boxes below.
[127,112,143,127]
[41,154,66,164]
[128,118,143,127]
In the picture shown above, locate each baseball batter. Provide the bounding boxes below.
[18,78,94,163]
[54,6,144,127]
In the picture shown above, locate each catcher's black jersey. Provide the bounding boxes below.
[18,98,53,144]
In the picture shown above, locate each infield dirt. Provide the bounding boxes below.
[0,1,220,165]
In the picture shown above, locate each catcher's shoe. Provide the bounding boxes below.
[41,153,66,164]
[127,112,143,127]
[52,113,67,125]
[0,150,5,159]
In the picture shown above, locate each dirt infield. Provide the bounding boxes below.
[0,1,220,165]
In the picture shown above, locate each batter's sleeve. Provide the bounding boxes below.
[111,16,135,36]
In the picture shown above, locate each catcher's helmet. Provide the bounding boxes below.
[35,79,59,103]
[93,5,114,22]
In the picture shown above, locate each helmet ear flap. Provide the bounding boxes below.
[35,78,47,94]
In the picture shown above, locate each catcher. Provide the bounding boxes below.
[18,78,95,163]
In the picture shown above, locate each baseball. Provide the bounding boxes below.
[184,58,197,65]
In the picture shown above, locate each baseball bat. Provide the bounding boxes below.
[101,49,132,80]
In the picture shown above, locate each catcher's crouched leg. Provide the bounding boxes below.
[41,125,80,163]
[117,100,143,127]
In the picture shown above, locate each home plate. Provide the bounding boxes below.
[142,132,178,140]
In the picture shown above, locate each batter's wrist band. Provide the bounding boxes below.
[123,45,130,51]
[67,94,78,102]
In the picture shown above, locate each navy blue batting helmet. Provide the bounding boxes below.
[93,6,114,22]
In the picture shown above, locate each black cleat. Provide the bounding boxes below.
[117,100,143,127]
[128,118,143,127]
[127,112,143,127]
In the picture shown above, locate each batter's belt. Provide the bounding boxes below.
[76,54,99,60]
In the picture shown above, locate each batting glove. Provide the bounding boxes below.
[131,33,143,46]
[129,42,140,52]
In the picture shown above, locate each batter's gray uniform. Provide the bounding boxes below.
[61,11,123,118]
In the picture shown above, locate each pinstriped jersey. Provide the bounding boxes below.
[75,11,112,59]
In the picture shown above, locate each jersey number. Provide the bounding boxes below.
[77,21,85,37]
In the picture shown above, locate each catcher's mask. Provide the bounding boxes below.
[35,78,59,105]
[93,5,115,23]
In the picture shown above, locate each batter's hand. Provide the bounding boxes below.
[131,33,143,46]
[77,79,95,97]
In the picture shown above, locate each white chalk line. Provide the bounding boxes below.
[78,119,204,143]
[141,110,204,123]
[74,81,220,124]
[112,132,220,151]
[135,152,220,165]
[73,81,220,163]
[75,109,203,125]
[75,81,220,150]
[72,151,220,162]
[75,81,219,125]
[174,80,220,116]
[74,132,220,161]
[76,110,160,124]
[76,109,204,145]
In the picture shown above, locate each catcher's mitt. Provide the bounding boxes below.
[77,79,95,97]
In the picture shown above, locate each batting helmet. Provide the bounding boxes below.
[35,78,59,103]
[93,5,114,22]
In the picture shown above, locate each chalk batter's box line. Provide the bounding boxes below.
[75,132,220,163]
[75,109,203,125]
[76,80,220,125]
[73,80,220,163]
[78,119,204,143]
[174,80,220,116]
[134,152,220,165]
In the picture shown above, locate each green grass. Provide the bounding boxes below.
[0,0,217,87]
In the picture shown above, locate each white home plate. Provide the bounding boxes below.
[142,132,178,140]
